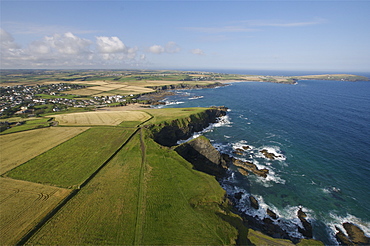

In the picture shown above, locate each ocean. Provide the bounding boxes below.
[158,72,370,245]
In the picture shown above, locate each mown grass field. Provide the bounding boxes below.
[0,127,89,174]
[25,129,241,245]
[54,111,151,126]
[6,127,135,188]
[0,178,71,245]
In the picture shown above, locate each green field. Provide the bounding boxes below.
[0,127,88,174]
[142,107,208,124]
[0,118,52,134]
[25,129,242,245]
[25,132,143,245]
[6,127,135,188]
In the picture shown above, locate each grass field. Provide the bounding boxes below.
[54,111,151,126]
[0,118,52,135]
[140,134,239,245]
[25,132,144,245]
[0,178,71,245]
[142,107,209,125]
[25,130,240,245]
[6,128,135,188]
[0,127,89,174]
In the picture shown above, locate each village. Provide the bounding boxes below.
[0,83,131,118]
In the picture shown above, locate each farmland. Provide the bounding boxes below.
[0,178,71,245]
[24,133,144,245]
[0,127,89,174]
[54,110,151,126]
[1,106,250,245]
[5,127,136,188]
[25,129,241,245]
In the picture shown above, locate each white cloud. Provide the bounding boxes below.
[148,44,165,54]
[148,41,181,54]
[191,48,205,55]
[45,32,92,55]
[0,30,143,68]
[165,41,180,53]
[96,36,126,53]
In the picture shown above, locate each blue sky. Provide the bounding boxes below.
[1,0,370,72]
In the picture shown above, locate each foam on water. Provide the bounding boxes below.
[327,212,370,238]
[221,173,312,239]
[176,115,232,144]
[256,145,287,161]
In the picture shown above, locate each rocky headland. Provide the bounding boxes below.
[147,106,370,245]
[147,107,326,243]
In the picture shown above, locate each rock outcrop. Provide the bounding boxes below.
[230,157,269,178]
[297,207,313,238]
[260,149,283,160]
[249,196,259,209]
[174,136,229,178]
[336,222,370,245]
[149,106,228,147]
[267,208,278,220]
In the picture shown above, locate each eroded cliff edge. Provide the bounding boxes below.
[148,106,228,147]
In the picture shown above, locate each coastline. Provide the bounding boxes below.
[150,80,370,245]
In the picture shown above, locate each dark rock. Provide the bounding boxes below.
[267,208,278,220]
[242,145,251,150]
[234,192,243,200]
[232,158,269,178]
[233,148,245,155]
[297,207,307,219]
[174,136,229,178]
[297,207,312,238]
[343,222,370,245]
[336,226,355,246]
[249,196,259,210]
[262,218,290,239]
[260,149,282,160]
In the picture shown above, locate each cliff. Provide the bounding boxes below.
[174,136,229,178]
[148,106,227,147]
[146,82,224,91]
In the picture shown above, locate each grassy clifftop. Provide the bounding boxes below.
[145,106,227,146]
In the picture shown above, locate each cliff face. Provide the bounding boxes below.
[148,106,227,147]
[147,82,224,91]
[175,136,229,178]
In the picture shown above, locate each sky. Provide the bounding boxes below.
[1,0,370,72]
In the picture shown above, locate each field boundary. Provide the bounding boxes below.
[1,127,90,176]
[133,128,147,245]
[16,128,139,245]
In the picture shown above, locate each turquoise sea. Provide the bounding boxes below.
[159,72,370,245]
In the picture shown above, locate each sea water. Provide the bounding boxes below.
[159,73,370,245]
